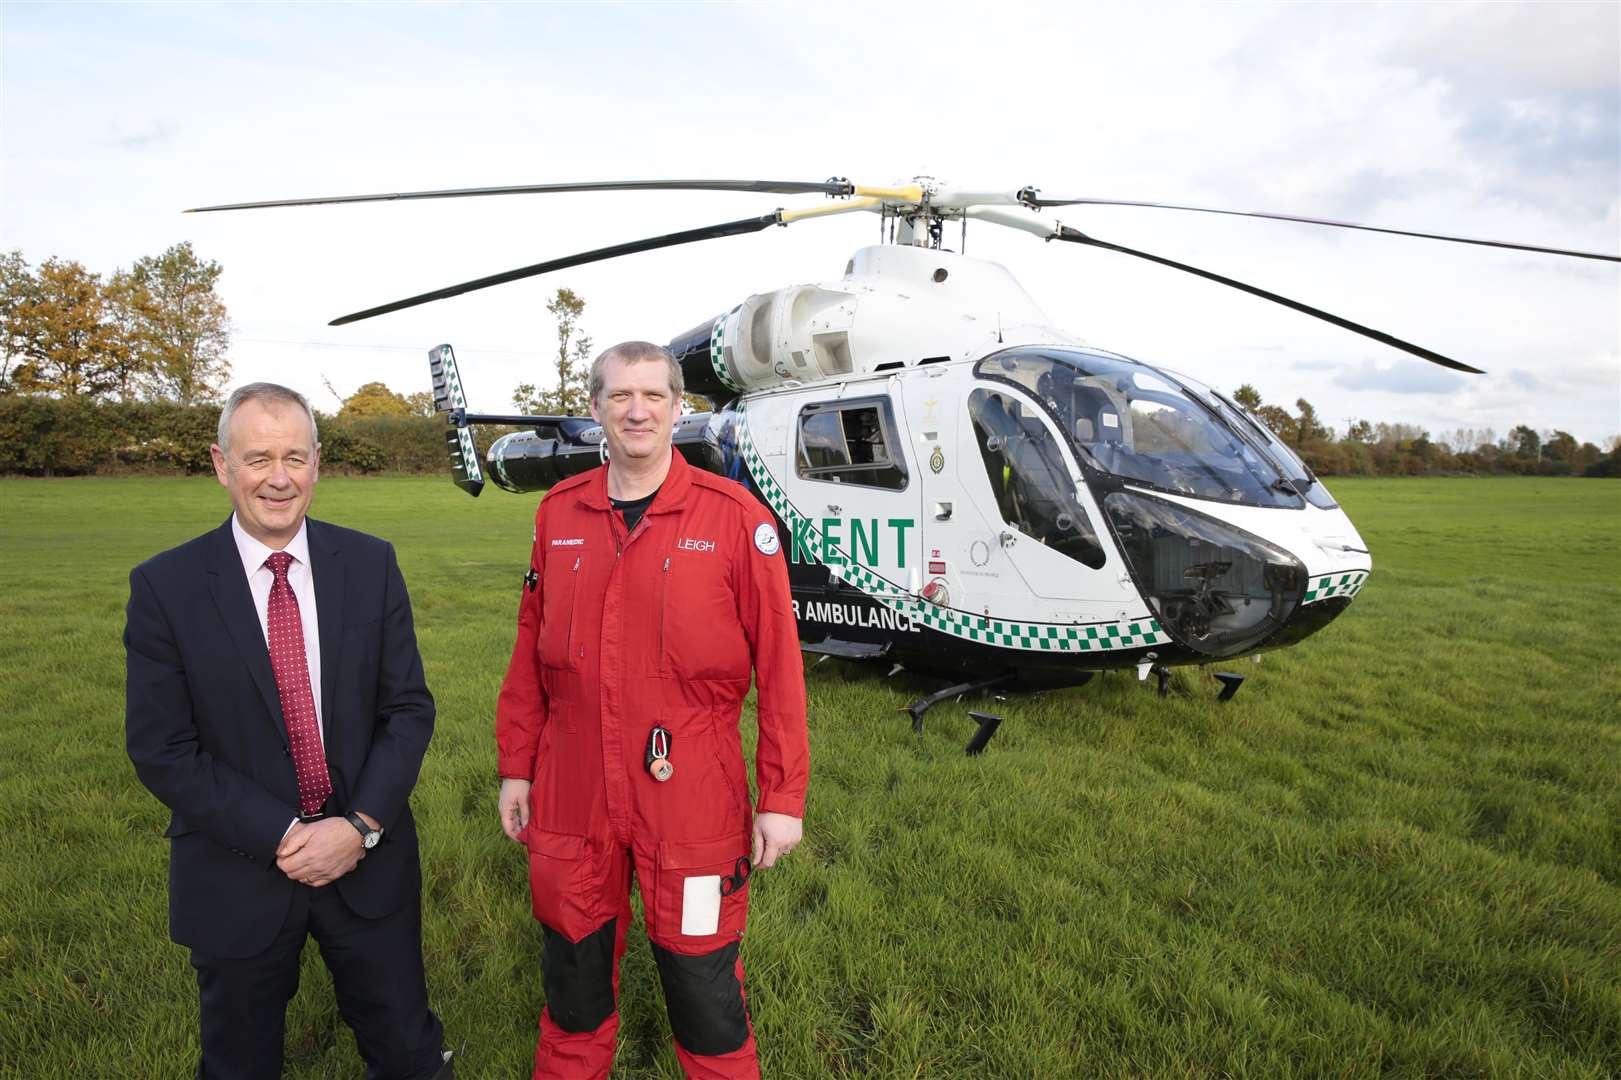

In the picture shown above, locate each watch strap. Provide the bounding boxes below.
[344,811,380,843]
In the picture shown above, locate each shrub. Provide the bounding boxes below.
[0,398,463,476]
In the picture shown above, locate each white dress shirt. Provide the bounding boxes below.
[231,514,325,745]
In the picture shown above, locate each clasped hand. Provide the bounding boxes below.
[499,777,803,869]
[277,818,364,887]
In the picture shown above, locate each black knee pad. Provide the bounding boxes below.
[650,941,749,1056]
[541,918,617,1033]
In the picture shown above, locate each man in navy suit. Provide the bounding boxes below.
[125,382,452,1079]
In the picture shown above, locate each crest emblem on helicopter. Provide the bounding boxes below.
[187,172,1618,725]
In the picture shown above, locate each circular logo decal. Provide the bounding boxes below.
[753,522,780,556]
[929,445,945,474]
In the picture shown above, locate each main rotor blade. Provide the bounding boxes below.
[329,197,881,326]
[189,178,854,214]
[1023,195,1621,263]
[1053,225,1486,374]
[330,213,782,325]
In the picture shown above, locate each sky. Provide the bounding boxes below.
[3,2,1617,446]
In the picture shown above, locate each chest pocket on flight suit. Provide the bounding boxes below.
[657,549,744,681]
[539,553,584,672]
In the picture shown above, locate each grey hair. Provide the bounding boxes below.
[217,382,319,453]
[588,341,684,405]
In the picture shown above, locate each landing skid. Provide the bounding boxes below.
[905,672,1015,732]
[1136,660,1248,701]
[803,638,890,661]
[964,711,1004,755]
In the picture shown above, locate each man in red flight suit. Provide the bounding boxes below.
[496,340,809,1080]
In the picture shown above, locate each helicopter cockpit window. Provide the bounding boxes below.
[967,389,1107,569]
[795,398,908,490]
[975,348,1303,510]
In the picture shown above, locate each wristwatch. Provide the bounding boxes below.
[345,811,383,849]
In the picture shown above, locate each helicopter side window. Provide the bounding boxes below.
[795,398,908,490]
[968,389,1106,570]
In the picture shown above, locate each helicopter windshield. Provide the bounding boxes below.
[1200,385,1339,510]
[974,348,1302,509]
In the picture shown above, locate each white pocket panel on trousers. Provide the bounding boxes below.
[681,875,722,936]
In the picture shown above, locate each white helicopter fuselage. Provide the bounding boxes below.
[679,244,1373,679]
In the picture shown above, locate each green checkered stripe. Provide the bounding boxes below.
[906,602,1164,651]
[1303,570,1369,604]
[458,428,483,482]
[737,416,1165,653]
[435,351,483,482]
[709,317,744,393]
[441,362,467,410]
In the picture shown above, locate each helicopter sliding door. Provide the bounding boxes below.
[780,388,923,644]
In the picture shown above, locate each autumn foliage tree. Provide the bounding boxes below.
[0,242,232,403]
[6,257,127,399]
[104,270,155,400]
[339,381,416,417]
[122,242,232,404]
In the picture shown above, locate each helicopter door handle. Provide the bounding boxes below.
[999,531,1017,548]
[826,504,843,516]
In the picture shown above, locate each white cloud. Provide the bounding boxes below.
[1334,360,1466,395]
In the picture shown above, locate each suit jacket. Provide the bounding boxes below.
[125,516,435,959]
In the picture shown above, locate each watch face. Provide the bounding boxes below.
[363,832,379,849]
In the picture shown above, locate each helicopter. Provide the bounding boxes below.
[190,177,1620,734]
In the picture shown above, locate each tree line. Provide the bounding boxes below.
[1231,385,1620,478]
[0,242,451,475]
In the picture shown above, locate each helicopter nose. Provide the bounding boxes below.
[1101,491,1308,659]
[1258,568,1372,650]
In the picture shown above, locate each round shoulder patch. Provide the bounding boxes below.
[753,522,780,556]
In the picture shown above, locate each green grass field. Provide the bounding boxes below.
[2,476,1617,1078]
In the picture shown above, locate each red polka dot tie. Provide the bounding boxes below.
[265,551,331,817]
